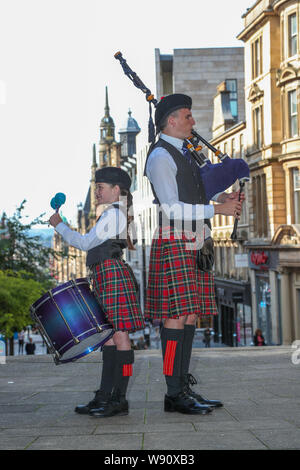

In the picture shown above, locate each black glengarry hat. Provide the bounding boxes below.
[154,94,192,128]
[95,166,131,190]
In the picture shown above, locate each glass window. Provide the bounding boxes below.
[288,13,298,57]
[252,37,262,78]
[226,79,238,119]
[240,134,244,158]
[288,90,298,138]
[253,107,262,149]
[231,138,236,157]
[293,168,300,223]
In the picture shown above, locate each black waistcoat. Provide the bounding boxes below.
[144,138,211,229]
[86,203,127,267]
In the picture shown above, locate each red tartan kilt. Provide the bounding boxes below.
[145,228,218,320]
[89,259,145,332]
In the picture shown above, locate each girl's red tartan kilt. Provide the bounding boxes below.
[89,259,145,333]
[145,228,218,320]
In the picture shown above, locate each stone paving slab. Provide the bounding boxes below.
[0,346,299,450]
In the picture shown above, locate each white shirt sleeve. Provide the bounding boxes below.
[55,206,127,251]
[146,148,215,220]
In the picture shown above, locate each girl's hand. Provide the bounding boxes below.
[49,213,63,228]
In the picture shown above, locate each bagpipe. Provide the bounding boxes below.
[114,51,250,240]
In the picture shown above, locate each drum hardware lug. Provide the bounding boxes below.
[95,325,103,333]
[73,337,80,345]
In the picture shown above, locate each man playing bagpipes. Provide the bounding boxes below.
[144,94,244,414]
[114,52,248,415]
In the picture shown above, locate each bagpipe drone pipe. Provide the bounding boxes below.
[114,52,250,240]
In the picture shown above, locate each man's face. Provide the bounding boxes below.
[168,108,195,139]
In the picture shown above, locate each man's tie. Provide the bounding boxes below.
[181,143,192,164]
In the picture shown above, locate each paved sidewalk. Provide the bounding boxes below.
[0,346,299,450]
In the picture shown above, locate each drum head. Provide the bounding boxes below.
[58,329,113,364]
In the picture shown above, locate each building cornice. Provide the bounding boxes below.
[237,10,276,42]
[210,121,246,147]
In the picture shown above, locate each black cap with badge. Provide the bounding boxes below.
[95,167,131,190]
[154,94,192,130]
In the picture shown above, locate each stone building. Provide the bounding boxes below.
[132,0,300,345]
[155,47,245,139]
[208,81,251,347]
[52,88,140,282]
[207,0,300,346]
[236,0,300,346]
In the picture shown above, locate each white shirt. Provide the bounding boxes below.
[146,133,221,221]
[55,202,127,252]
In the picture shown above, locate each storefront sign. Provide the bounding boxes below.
[249,250,269,270]
[235,254,249,268]
[232,292,244,303]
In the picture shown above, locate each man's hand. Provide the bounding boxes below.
[49,213,63,228]
[217,191,245,204]
[214,199,243,219]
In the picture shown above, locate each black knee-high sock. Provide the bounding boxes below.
[181,324,196,379]
[100,345,116,398]
[113,349,134,400]
[161,327,184,397]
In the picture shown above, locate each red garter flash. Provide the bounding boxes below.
[163,340,177,376]
[122,364,133,377]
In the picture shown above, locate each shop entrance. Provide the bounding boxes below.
[220,304,235,347]
[256,273,272,344]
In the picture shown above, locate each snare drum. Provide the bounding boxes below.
[30,278,114,364]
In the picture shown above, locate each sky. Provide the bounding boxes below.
[0,0,253,227]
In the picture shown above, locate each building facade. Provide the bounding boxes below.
[236,0,300,345]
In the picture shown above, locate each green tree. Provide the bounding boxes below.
[0,270,45,355]
[0,200,68,354]
[0,199,65,287]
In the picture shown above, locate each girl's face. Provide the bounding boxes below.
[95,182,120,205]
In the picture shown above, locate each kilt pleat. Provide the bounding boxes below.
[90,259,145,332]
[145,228,218,320]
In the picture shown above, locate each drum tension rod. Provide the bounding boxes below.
[30,306,62,361]
[71,279,103,333]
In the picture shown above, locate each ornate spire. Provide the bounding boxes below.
[92,143,97,167]
[104,86,110,117]
[100,86,115,142]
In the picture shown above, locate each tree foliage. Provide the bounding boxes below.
[0,201,67,348]
[0,199,64,287]
[0,270,45,338]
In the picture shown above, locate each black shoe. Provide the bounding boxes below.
[183,374,223,408]
[89,397,128,418]
[74,390,108,415]
[164,392,213,415]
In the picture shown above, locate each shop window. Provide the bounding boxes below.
[288,13,298,57]
[288,90,298,138]
[256,273,272,344]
